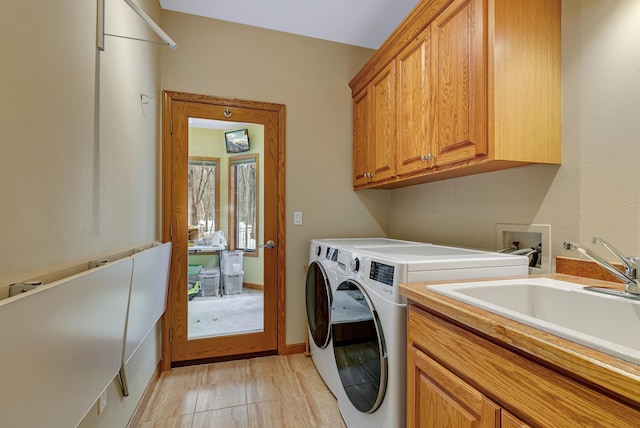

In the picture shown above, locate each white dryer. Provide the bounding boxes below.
[330,244,529,428]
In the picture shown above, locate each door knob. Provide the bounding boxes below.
[260,240,275,249]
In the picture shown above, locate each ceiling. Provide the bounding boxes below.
[159,0,421,49]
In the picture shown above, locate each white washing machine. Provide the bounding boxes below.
[330,244,529,428]
[305,238,427,397]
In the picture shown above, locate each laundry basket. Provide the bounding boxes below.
[220,250,244,274]
[187,264,203,300]
[220,251,244,295]
[199,268,221,297]
[188,264,203,283]
[223,271,244,295]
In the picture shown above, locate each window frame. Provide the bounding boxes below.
[188,156,220,252]
[228,154,259,257]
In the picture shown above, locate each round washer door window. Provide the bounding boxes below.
[331,279,387,413]
[305,261,332,349]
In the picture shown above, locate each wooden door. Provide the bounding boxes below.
[396,27,436,176]
[431,0,487,168]
[369,60,396,183]
[353,87,371,187]
[407,346,500,428]
[162,92,285,367]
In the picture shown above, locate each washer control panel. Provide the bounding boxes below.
[369,261,395,287]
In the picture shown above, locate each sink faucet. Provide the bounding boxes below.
[563,238,640,295]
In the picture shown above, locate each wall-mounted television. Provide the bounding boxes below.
[225,129,250,153]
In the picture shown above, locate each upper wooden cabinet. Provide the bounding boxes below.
[353,61,396,186]
[350,0,561,189]
[395,27,435,175]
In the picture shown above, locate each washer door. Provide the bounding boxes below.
[305,261,332,349]
[332,279,387,413]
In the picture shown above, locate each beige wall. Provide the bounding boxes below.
[0,0,161,287]
[1,0,163,427]
[389,0,640,265]
[161,11,391,345]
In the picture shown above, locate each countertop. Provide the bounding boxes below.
[399,274,640,408]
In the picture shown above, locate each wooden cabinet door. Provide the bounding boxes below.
[431,0,487,168]
[396,27,436,176]
[407,346,500,428]
[502,411,532,428]
[353,87,371,187]
[369,60,396,183]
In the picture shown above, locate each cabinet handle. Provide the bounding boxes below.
[420,155,427,162]
[426,153,434,161]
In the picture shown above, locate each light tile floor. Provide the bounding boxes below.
[137,354,346,428]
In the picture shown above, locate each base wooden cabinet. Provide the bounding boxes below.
[407,304,640,427]
[350,0,561,189]
[408,345,500,428]
[409,345,532,428]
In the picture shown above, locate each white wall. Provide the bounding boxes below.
[389,0,640,265]
[0,0,164,427]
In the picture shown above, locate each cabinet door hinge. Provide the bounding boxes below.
[169,328,173,342]
[170,118,173,134]
[170,224,173,239]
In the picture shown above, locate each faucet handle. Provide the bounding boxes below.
[592,237,637,277]
[627,256,640,268]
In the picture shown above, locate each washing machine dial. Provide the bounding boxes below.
[315,245,322,257]
[350,258,360,274]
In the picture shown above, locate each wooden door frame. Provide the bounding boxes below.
[161,90,286,370]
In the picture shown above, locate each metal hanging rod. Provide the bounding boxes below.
[97,0,177,51]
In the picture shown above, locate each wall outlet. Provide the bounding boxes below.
[98,390,107,414]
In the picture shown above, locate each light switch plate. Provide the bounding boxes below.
[497,223,551,274]
[293,211,303,226]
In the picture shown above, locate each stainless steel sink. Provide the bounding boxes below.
[430,278,640,365]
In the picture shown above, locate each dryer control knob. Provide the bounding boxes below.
[350,258,360,274]
[315,246,322,257]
